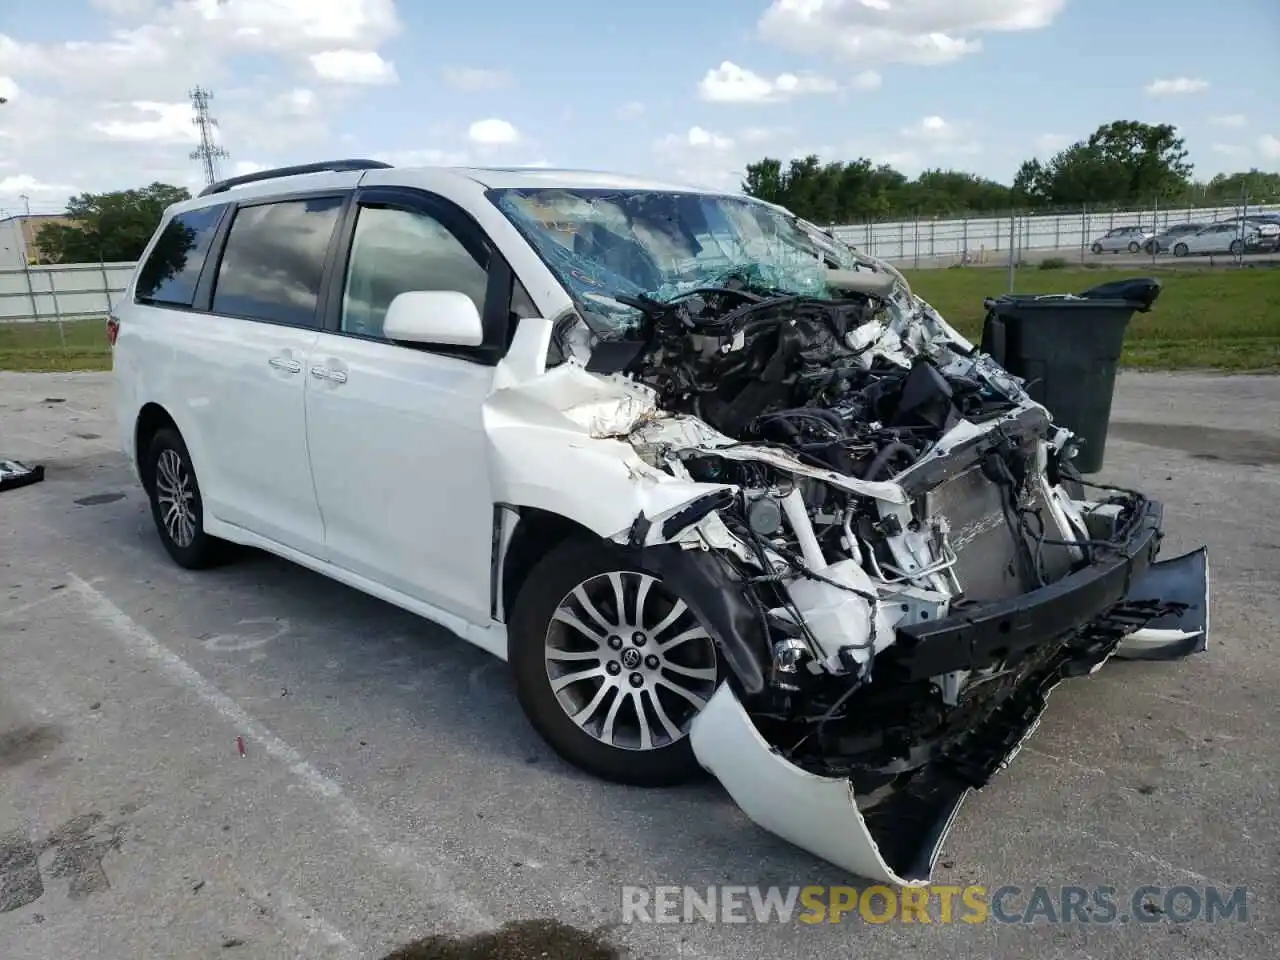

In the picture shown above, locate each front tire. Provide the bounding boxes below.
[143,427,231,569]
[508,537,721,786]
[1229,239,1244,255]
[1091,242,1103,254]
[1128,241,1141,253]
[1173,243,1189,258]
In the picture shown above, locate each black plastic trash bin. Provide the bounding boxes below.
[979,277,1161,474]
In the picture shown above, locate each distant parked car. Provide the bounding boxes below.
[1145,222,1206,254]
[1090,225,1153,254]
[1171,221,1274,257]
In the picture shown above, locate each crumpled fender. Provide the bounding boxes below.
[483,363,732,539]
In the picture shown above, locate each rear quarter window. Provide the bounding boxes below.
[134,204,227,307]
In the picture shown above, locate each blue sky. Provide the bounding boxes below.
[1,0,1277,216]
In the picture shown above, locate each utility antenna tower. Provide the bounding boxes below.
[189,86,230,185]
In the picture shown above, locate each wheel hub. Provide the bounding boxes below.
[155,448,196,548]
[543,571,717,752]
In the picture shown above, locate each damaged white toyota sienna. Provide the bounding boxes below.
[112,160,1210,886]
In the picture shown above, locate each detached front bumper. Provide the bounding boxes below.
[689,496,1209,886]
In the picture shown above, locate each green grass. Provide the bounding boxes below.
[2,266,1278,372]
[904,266,1280,371]
[0,317,114,372]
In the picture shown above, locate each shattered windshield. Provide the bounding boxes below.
[489,187,833,336]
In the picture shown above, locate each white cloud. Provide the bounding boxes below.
[277,88,318,115]
[91,100,196,143]
[698,61,837,103]
[0,76,19,102]
[739,126,790,144]
[89,0,159,13]
[374,147,471,167]
[1259,135,1280,161]
[653,126,744,190]
[1210,114,1246,128]
[442,67,511,91]
[1211,144,1244,156]
[758,0,1066,66]
[0,173,79,214]
[901,116,953,139]
[467,118,520,146]
[1034,133,1070,154]
[309,49,396,84]
[850,70,882,90]
[897,115,982,157]
[1145,77,1209,95]
[0,0,404,209]
[616,101,645,120]
[686,126,735,150]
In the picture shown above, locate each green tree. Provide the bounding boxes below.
[1017,121,1193,208]
[1197,169,1280,203]
[36,182,191,263]
[741,119,1216,220]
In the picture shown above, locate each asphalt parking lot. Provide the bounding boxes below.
[1,370,1277,959]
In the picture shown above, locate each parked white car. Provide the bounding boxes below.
[1145,221,1206,254]
[1171,221,1276,256]
[111,161,1209,885]
[1090,225,1153,254]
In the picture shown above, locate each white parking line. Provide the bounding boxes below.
[0,590,67,622]
[239,884,359,959]
[1089,835,1256,898]
[65,572,497,935]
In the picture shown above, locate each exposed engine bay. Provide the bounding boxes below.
[548,257,1209,884]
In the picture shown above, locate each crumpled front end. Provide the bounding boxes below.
[624,396,1208,884]
[491,240,1210,884]
[684,496,1207,885]
[590,256,1209,884]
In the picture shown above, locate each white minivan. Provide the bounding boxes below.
[113,160,1208,885]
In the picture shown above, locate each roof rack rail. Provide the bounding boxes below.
[197,159,393,198]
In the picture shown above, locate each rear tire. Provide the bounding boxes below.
[508,537,722,787]
[143,427,233,570]
[1229,239,1244,255]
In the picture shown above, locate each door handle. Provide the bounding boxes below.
[310,366,348,383]
[268,356,302,373]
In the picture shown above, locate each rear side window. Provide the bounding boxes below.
[212,196,344,328]
[135,205,226,306]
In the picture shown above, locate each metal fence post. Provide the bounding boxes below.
[45,267,67,352]
[1007,209,1016,292]
[100,252,114,312]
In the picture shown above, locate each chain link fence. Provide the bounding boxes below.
[829,197,1280,288]
[0,261,130,370]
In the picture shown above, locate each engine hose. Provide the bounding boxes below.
[863,441,918,481]
[756,408,846,438]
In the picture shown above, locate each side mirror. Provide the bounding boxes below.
[383,290,484,347]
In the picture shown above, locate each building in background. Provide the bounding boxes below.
[0,214,73,269]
